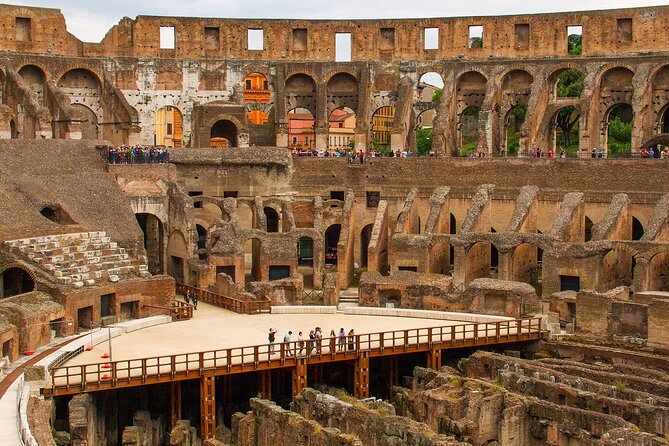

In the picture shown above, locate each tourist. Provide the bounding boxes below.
[283,331,293,356]
[329,329,336,353]
[315,327,322,353]
[297,331,305,355]
[559,148,566,159]
[597,148,605,158]
[268,328,278,354]
[347,329,355,351]
[591,148,597,158]
[338,328,346,351]
[184,289,190,305]
[192,292,198,310]
[547,149,554,159]
[308,330,316,354]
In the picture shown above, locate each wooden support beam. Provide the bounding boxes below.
[354,352,370,399]
[292,359,307,396]
[259,370,272,400]
[169,381,181,429]
[387,356,398,393]
[200,374,216,440]
[427,348,441,370]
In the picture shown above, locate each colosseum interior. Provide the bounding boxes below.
[0,3,668,446]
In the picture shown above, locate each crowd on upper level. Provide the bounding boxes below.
[105,146,170,164]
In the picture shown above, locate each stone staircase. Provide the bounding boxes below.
[4,232,150,289]
[337,288,359,311]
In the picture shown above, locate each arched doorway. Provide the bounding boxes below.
[297,236,315,288]
[360,224,374,268]
[328,107,356,152]
[18,65,46,105]
[210,120,238,148]
[287,108,315,151]
[1,267,34,298]
[632,217,644,241]
[243,72,270,125]
[371,106,395,153]
[512,243,539,284]
[460,107,480,156]
[466,241,491,283]
[72,103,99,140]
[325,224,341,267]
[243,238,262,284]
[167,230,188,283]
[154,106,183,147]
[554,106,580,153]
[606,103,633,156]
[585,216,594,242]
[196,224,208,260]
[264,207,280,233]
[505,106,527,156]
[136,213,165,275]
[456,71,487,156]
[648,252,669,291]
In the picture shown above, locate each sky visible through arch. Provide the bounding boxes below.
[7,0,665,88]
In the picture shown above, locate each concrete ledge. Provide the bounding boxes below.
[115,315,172,333]
[343,307,515,323]
[271,306,338,314]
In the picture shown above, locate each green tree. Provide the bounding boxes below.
[417,128,432,156]
[568,34,582,55]
[469,37,483,49]
[557,69,584,98]
[432,89,442,103]
[556,106,579,148]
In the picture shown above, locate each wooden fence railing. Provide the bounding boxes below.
[175,283,271,314]
[45,318,543,396]
[144,300,194,321]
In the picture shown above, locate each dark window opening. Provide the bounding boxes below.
[585,216,593,242]
[40,205,77,225]
[398,266,418,272]
[560,275,580,292]
[216,265,236,281]
[100,293,115,318]
[120,301,138,320]
[366,191,380,208]
[1,267,34,298]
[15,17,31,42]
[632,217,644,241]
[264,207,280,233]
[188,191,203,209]
[269,265,291,281]
[330,191,345,201]
[223,191,238,198]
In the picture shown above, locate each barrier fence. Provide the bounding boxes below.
[175,283,271,314]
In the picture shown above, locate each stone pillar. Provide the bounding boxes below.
[323,272,340,306]
[354,352,369,399]
[633,258,650,293]
[200,374,216,441]
[497,249,513,281]
[452,245,468,289]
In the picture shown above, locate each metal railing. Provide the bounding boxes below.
[175,283,271,315]
[45,317,543,396]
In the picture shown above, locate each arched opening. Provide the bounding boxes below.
[40,205,77,225]
[167,230,188,283]
[466,241,491,283]
[360,224,374,268]
[490,228,499,275]
[606,103,633,156]
[297,236,314,289]
[243,72,270,125]
[505,106,527,156]
[287,108,315,152]
[512,243,539,285]
[328,107,356,153]
[585,216,594,242]
[1,267,34,298]
[456,71,487,156]
[154,106,183,147]
[196,224,208,260]
[632,217,644,241]
[57,69,102,139]
[18,65,46,105]
[601,248,633,291]
[9,120,16,139]
[136,213,165,275]
[210,120,238,148]
[449,213,457,269]
[553,106,580,154]
[648,252,669,291]
[327,73,359,119]
[555,68,584,99]
[243,238,262,284]
[264,207,280,233]
[663,108,669,134]
[325,224,341,267]
[237,202,255,230]
[71,103,99,140]
[416,72,444,156]
[460,107,480,156]
[371,106,395,153]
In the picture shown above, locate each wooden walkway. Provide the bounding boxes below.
[43,317,543,397]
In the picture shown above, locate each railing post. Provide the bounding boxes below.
[354,352,369,399]
[427,348,441,370]
[292,359,307,396]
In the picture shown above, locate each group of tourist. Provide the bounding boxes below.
[639,146,669,158]
[105,145,170,164]
[268,326,356,356]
